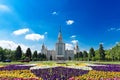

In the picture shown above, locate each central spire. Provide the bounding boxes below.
[58,26,62,43]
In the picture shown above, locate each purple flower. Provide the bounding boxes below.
[89,64,120,72]
[31,67,89,80]
[0,64,33,71]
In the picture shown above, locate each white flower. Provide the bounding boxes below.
[17,64,36,66]
[86,63,106,66]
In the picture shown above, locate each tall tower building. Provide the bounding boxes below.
[55,28,65,60]
[41,43,47,54]
[74,42,80,54]
[41,28,78,60]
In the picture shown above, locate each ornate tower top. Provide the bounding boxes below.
[58,27,62,43]
[76,42,79,49]
[74,42,79,50]
[42,43,45,49]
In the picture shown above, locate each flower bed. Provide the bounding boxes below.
[89,64,120,72]
[0,70,39,78]
[0,64,33,71]
[69,64,120,80]
[0,78,40,80]
[0,64,41,80]
[72,70,120,80]
[31,67,89,80]
[0,63,120,80]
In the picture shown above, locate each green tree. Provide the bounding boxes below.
[83,50,88,61]
[114,44,120,61]
[94,50,100,61]
[38,53,47,61]
[50,55,52,61]
[105,49,111,61]
[107,43,120,61]
[79,52,83,60]
[79,52,83,58]
[75,52,79,60]
[21,53,26,60]
[38,53,42,61]
[99,44,105,60]
[74,54,77,60]
[32,50,38,61]
[89,47,95,61]
[68,56,71,60]
[25,48,32,60]
[7,49,13,60]
[83,50,88,58]
[41,54,47,61]
[0,47,4,61]
[15,45,22,60]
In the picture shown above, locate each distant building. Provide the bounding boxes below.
[74,42,79,54]
[41,29,79,60]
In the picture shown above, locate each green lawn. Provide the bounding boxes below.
[68,61,120,64]
[0,61,120,66]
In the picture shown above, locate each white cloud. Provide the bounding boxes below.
[65,43,73,50]
[115,42,119,44]
[0,40,28,52]
[13,28,29,35]
[108,28,120,31]
[44,32,48,34]
[70,35,76,38]
[99,42,104,45]
[108,28,115,31]
[0,4,10,12]
[52,11,58,15]
[66,20,74,25]
[25,33,44,41]
[71,40,78,45]
[116,28,120,31]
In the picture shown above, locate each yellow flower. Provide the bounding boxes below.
[0,70,42,80]
[74,70,120,79]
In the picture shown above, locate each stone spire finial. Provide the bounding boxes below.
[58,26,62,42]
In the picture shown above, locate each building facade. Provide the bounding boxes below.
[41,29,79,60]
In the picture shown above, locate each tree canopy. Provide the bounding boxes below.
[15,45,22,60]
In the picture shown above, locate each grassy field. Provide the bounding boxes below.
[0,61,120,66]
[84,61,120,64]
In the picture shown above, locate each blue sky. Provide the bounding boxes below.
[0,0,120,52]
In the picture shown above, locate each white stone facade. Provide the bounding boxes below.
[41,30,79,60]
[74,42,79,54]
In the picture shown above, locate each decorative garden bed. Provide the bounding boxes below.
[0,62,120,80]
